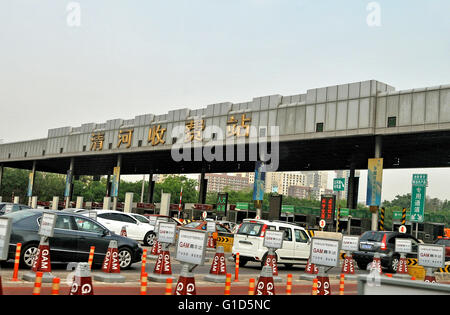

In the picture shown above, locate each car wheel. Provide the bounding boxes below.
[387,255,400,273]
[21,243,39,268]
[143,232,156,247]
[118,247,133,270]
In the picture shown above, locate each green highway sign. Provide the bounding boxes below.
[410,174,427,223]
[236,202,249,210]
[393,211,411,221]
[335,208,350,217]
[333,178,346,192]
[282,205,295,212]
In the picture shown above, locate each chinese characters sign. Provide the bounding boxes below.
[320,195,336,224]
[366,158,383,206]
[418,244,445,268]
[90,133,105,151]
[38,212,57,238]
[158,222,177,244]
[310,238,340,267]
[175,228,208,265]
[263,230,284,249]
[117,129,133,148]
[341,236,359,252]
[148,125,166,146]
[410,174,427,223]
[185,119,205,142]
[227,114,251,138]
[216,193,228,213]
[395,239,412,254]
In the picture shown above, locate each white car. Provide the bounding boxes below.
[232,219,311,268]
[91,210,156,246]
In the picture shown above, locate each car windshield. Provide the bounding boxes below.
[133,215,149,224]
[185,222,203,229]
[237,222,263,236]
[360,231,386,242]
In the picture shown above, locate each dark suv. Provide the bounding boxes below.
[353,231,421,273]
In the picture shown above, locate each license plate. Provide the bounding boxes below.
[361,244,372,250]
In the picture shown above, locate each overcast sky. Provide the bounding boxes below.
[0,1,449,202]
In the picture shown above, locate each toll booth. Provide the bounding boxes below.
[133,203,156,215]
[186,204,214,220]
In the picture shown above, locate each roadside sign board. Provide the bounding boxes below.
[410,174,427,223]
[263,230,284,249]
[393,211,411,221]
[88,211,97,221]
[64,170,73,198]
[216,193,228,214]
[335,208,350,218]
[39,212,57,238]
[395,239,412,253]
[319,220,326,229]
[158,222,177,244]
[341,236,359,252]
[206,221,216,233]
[366,158,383,206]
[148,216,158,226]
[418,244,445,268]
[110,167,121,198]
[399,225,407,234]
[155,217,169,234]
[333,178,346,192]
[0,217,12,261]
[175,228,208,266]
[320,195,336,224]
[310,238,341,268]
[282,205,295,213]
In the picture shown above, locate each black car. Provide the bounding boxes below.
[4,210,142,269]
[0,203,32,215]
[353,231,421,273]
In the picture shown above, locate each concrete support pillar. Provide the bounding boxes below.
[52,196,59,210]
[106,175,111,197]
[372,136,383,231]
[112,155,122,211]
[13,196,20,204]
[76,196,84,209]
[27,161,37,207]
[103,197,111,210]
[147,173,155,204]
[198,172,208,204]
[64,158,75,209]
[31,196,38,209]
[124,192,134,213]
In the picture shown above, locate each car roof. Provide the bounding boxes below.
[242,219,306,230]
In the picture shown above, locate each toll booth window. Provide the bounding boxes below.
[388,117,397,128]
[316,123,324,132]
[279,227,292,241]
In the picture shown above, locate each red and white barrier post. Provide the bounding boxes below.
[204,246,227,283]
[174,264,197,295]
[149,243,176,282]
[93,240,126,283]
[11,243,22,281]
[69,262,94,295]
[315,267,332,296]
[341,251,356,275]
[264,248,282,282]
[23,236,56,283]
[369,252,383,275]
[255,265,275,295]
